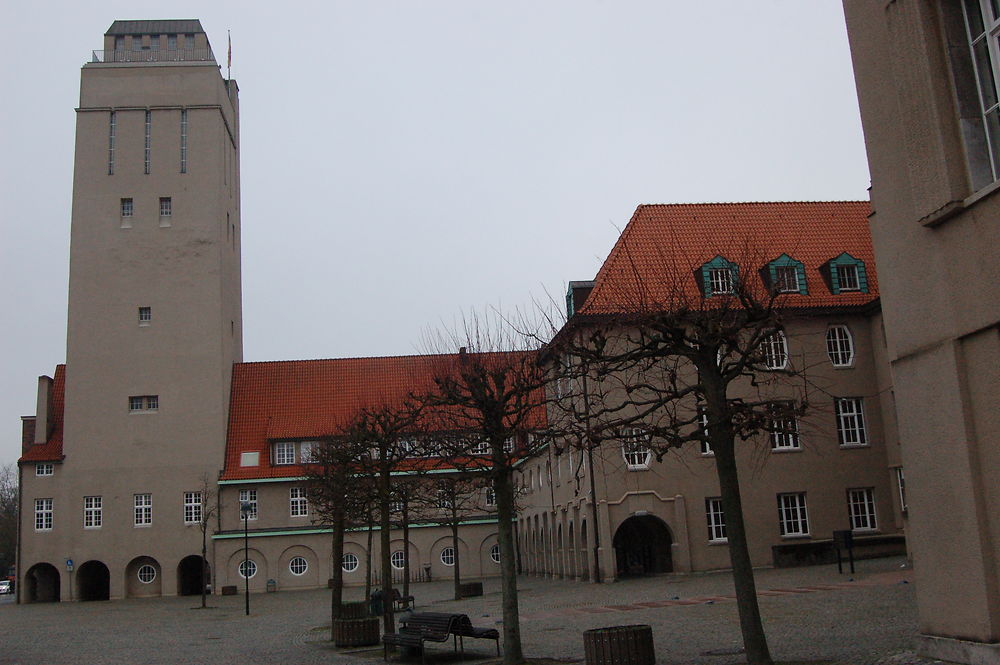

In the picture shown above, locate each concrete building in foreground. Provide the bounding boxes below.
[843,2,1000,663]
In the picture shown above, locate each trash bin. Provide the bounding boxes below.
[370,589,384,616]
[266,579,277,593]
[583,625,655,665]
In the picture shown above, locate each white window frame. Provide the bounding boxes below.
[238,489,257,520]
[848,487,878,532]
[35,463,53,476]
[835,264,860,291]
[184,491,202,524]
[129,395,158,413]
[299,441,315,463]
[485,486,497,507]
[621,429,652,470]
[388,499,404,513]
[761,331,788,370]
[144,111,152,175]
[699,410,713,456]
[239,560,257,579]
[108,111,116,175]
[120,197,133,218]
[159,197,172,218]
[826,325,855,367]
[289,487,308,517]
[490,543,501,564]
[470,439,490,455]
[895,467,907,513]
[437,489,453,510]
[137,564,156,584]
[778,492,809,537]
[342,553,359,572]
[835,397,869,447]
[274,441,295,465]
[769,405,800,451]
[34,498,53,531]
[705,497,727,542]
[84,496,102,529]
[709,267,735,295]
[180,109,188,174]
[134,493,152,526]
[288,556,308,576]
[773,265,800,293]
[390,550,406,570]
[440,547,456,567]
[961,0,1000,182]
[138,306,152,325]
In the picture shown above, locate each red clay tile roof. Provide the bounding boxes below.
[19,365,65,463]
[580,201,877,315]
[222,352,545,481]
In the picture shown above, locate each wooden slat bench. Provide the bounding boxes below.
[390,588,415,611]
[451,615,501,656]
[383,612,500,663]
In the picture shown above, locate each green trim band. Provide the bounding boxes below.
[211,517,500,540]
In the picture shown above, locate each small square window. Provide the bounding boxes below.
[159,197,172,217]
[836,264,860,291]
[709,268,734,295]
[774,266,799,293]
[35,463,53,476]
[120,198,133,217]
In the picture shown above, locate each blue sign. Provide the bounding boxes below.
[65,559,74,571]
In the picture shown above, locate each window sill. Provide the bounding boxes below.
[780,534,811,540]
[839,444,871,450]
[708,539,728,546]
[133,524,152,529]
[771,447,802,454]
[138,322,150,328]
[830,363,855,370]
[625,465,651,472]
[851,528,880,535]
[84,526,102,530]
[701,452,715,458]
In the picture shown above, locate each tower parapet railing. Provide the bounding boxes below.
[91,48,215,63]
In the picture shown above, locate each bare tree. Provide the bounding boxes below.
[0,463,17,580]
[550,244,809,665]
[421,315,549,665]
[428,472,491,600]
[189,474,219,609]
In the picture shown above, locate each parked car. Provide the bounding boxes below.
[0,580,11,594]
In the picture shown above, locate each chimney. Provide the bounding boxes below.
[21,416,36,454]
[34,375,54,445]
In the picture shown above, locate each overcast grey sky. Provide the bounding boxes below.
[0,1,871,465]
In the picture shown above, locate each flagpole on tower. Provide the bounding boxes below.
[227,30,232,80]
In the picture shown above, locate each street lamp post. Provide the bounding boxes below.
[240,501,250,616]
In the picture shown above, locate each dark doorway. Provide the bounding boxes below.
[24,563,60,602]
[77,560,110,601]
[613,515,673,577]
[177,555,209,596]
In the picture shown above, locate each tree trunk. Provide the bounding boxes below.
[451,511,461,600]
[713,431,773,665]
[330,512,346,641]
[586,446,602,583]
[364,510,374,602]
[200,526,208,608]
[402,500,411,599]
[495,468,524,665]
[380,467,395,635]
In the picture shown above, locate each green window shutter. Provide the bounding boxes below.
[857,260,869,293]
[796,263,808,295]
[830,261,842,294]
[702,267,713,296]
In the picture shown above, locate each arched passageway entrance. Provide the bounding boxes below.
[177,555,209,596]
[24,563,60,602]
[77,560,110,601]
[612,515,673,577]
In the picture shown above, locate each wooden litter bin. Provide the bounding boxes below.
[459,581,483,597]
[583,625,655,665]
[332,616,380,647]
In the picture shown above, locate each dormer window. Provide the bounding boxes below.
[700,256,739,296]
[766,254,808,295]
[272,440,317,465]
[828,253,869,294]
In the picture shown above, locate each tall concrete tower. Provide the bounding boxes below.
[19,20,242,601]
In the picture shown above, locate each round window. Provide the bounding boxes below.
[490,544,500,564]
[137,564,156,584]
[289,556,308,576]
[342,553,359,573]
[239,560,257,579]
[440,547,455,566]
[390,550,406,570]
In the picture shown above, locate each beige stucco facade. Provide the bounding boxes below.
[843,2,1000,662]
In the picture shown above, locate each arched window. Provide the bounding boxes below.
[288,556,308,576]
[390,550,406,570]
[342,553,359,573]
[761,331,788,370]
[826,325,855,367]
[238,560,257,579]
[440,547,456,566]
[490,544,501,564]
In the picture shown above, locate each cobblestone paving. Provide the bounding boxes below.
[0,557,956,665]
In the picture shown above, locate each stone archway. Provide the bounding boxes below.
[612,514,673,577]
[76,560,110,601]
[24,563,60,602]
[177,555,209,596]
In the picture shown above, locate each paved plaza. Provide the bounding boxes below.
[0,556,949,665]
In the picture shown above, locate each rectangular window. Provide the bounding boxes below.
[167,34,177,51]
[299,441,314,463]
[34,498,53,531]
[769,404,800,450]
[437,489,453,510]
[959,0,1000,185]
[848,488,877,531]
[35,463,53,476]
[134,493,152,526]
[120,197,133,217]
[185,34,194,50]
[138,306,151,325]
[129,395,158,413]
[705,497,727,542]
[621,428,651,469]
[836,264,860,291]
[184,491,202,524]
[238,489,258,520]
[289,487,308,517]
[84,496,102,529]
[699,410,713,455]
[778,492,809,536]
[180,110,188,173]
[471,439,490,455]
[835,398,868,447]
[149,35,160,51]
[774,265,799,293]
[485,486,497,507]
[709,268,734,295]
[388,499,404,513]
[274,441,295,465]
[108,111,116,175]
[159,197,172,218]
[895,467,907,512]
[144,110,152,174]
